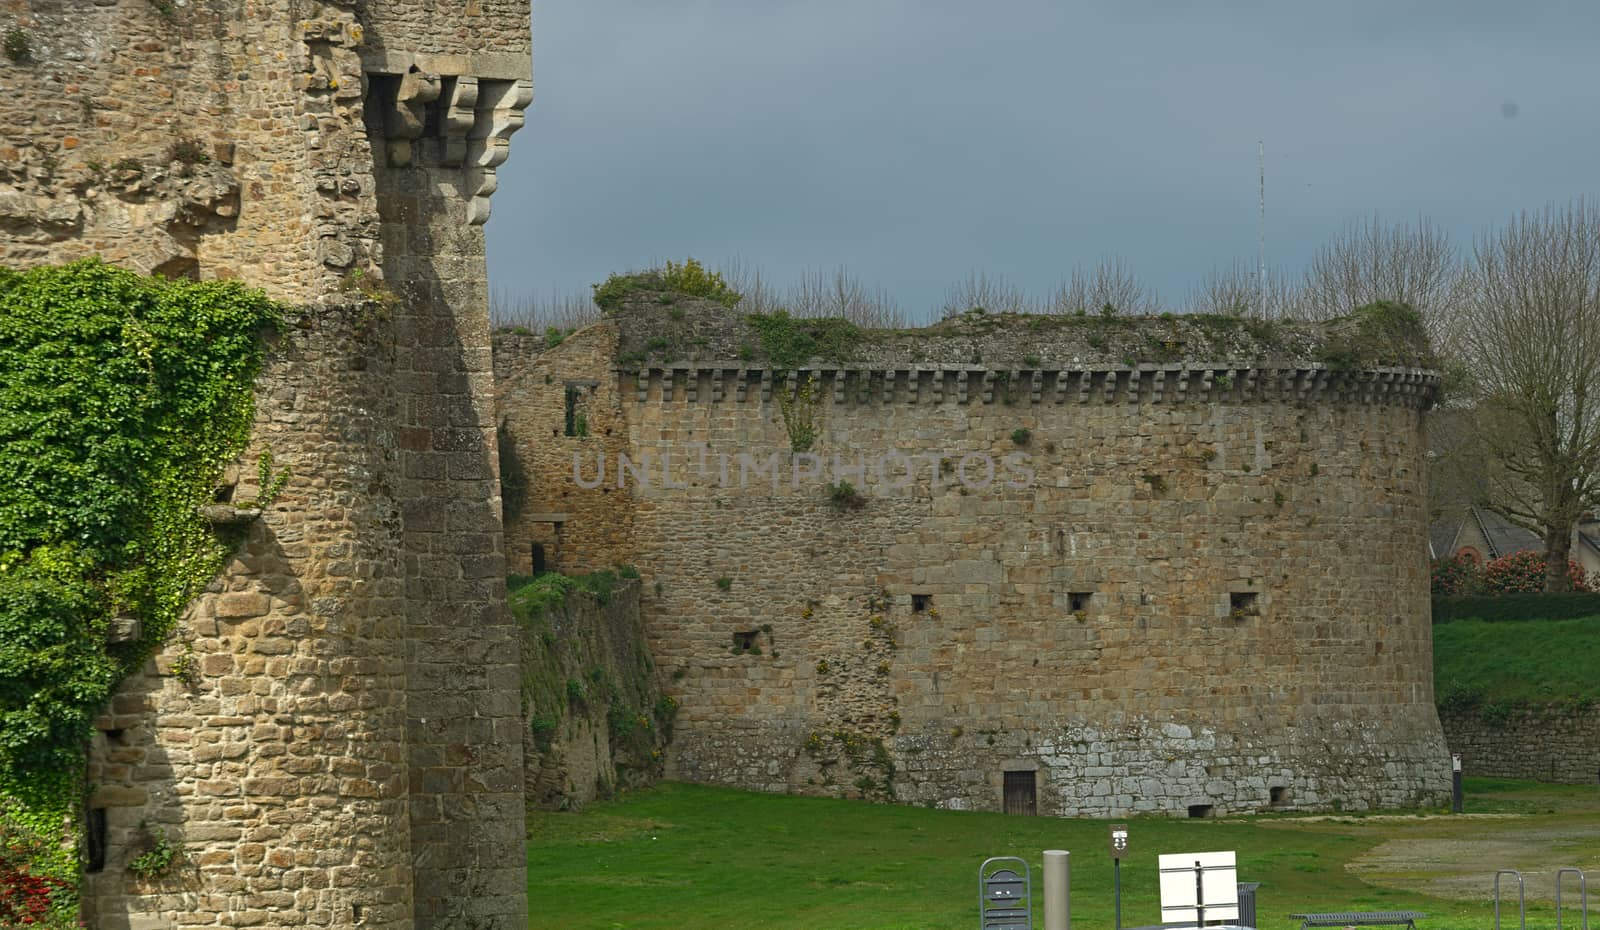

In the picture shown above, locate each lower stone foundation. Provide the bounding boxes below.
[671,712,1453,816]
[1442,705,1600,785]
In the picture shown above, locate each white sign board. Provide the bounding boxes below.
[1158,850,1239,925]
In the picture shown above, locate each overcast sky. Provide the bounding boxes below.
[484,0,1600,321]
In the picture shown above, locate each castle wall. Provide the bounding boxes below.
[4,0,532,926]
[0,0,374,297]
[494,327,636,576]
[80,314,417,930]
[496,307,1452,815]
[1443,706,1600,785]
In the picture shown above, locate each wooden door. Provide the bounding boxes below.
[1003,770,1036,816]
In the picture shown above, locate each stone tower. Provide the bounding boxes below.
[494,290,1453,817]
[1,1,532,927]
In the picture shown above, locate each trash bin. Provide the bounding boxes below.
[1237,882,1261,929]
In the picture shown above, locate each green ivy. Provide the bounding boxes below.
[0,259,279,916]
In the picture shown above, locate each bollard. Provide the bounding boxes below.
[1043,849,1070,930]
[1452,754,1463,814]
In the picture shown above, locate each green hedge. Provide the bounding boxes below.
[1432,593,1600,624]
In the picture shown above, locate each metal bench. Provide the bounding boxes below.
[1290,911,1425,930]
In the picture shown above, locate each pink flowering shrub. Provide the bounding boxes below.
[1430,553,1482,597]
[1480,550,1591,594]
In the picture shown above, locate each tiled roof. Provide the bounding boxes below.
[1471,508,1542,559]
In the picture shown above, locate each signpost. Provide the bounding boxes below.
[1452,754,1463,814]
[1157,850,1240,927]
[1110,824,1128,930]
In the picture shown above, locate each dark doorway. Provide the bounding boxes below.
[531,543,547,575]
[1003,770,1037,816]
[85,808,107,873]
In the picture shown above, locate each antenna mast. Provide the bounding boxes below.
[1258,140,1265,315]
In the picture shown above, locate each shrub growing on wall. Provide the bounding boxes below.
[0,260,279,922]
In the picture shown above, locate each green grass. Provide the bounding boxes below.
[528,779,1600,929]
[1434,615,1600,705]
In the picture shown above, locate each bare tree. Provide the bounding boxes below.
[717,256,783,316]
[1300,214,1465,352]
[1187,260,1305,318]
[939,270,1038,318]
[1459,198,1600,591]
[490,287,599,332]
[719,259,906,326]
[786,266,907,327]
[1047,256,1163,316]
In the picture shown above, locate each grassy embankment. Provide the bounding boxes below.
[1433,614,1600,707]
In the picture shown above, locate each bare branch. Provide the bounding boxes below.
[490,287,599,332]
[1460,197,1600,589]
[1299,214,1464,351]
[1048,256,1163,316]
[939,270,1038,318]
[786,266,907,327]
[1187,260,1304,318]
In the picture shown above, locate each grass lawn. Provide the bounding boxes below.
[527,779,1600,930]
[1433,616,1600,705]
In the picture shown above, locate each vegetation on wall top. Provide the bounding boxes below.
[1317,300,1435,371]
[745,311,862,370]
[0,259,280,922]
[595,268,1435,376]
[592,258,741,314]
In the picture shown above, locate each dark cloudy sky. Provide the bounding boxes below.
[484,0,1600,321]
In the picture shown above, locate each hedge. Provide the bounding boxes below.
[1432,592,1600,624]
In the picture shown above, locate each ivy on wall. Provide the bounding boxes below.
[0,259,279,925]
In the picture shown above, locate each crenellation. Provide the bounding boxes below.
[609,362,1439,409]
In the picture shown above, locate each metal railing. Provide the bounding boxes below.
[1495,869,1526,930]
[1558,867,1589,930]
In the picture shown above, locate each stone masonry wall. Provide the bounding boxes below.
[372,114,528,930]
[4,0,533,927]
[1442,706,1600,785]
[0,0,377,299]
[494,326,636,576]
[516,578,669,811]
[80,309,416,930]
[496,299,1453,816]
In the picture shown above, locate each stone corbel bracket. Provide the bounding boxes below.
[464,78,533,224]
[362,49,532,224]
[617,364,1443,409]
[383,69,442,168]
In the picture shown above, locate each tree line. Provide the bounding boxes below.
[492,197,1600,593]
